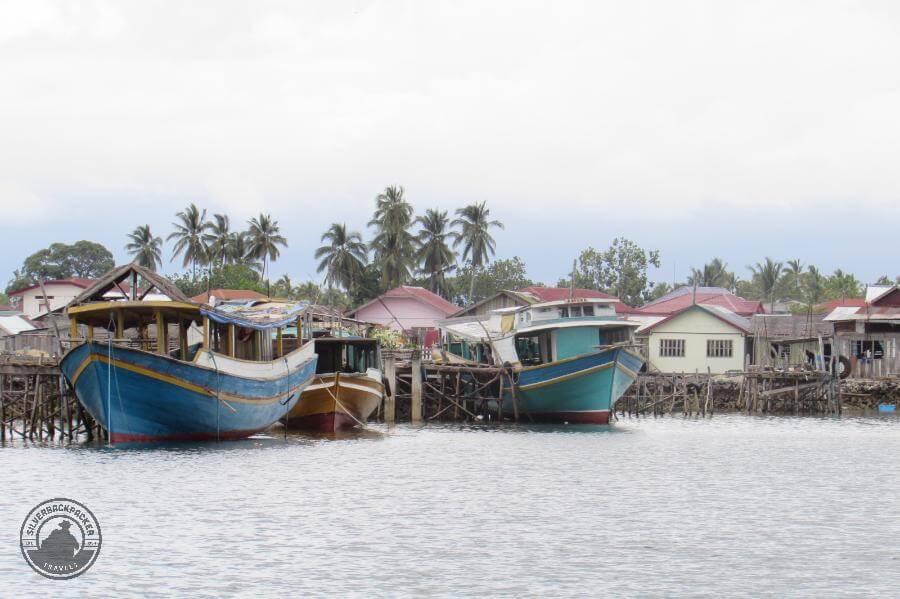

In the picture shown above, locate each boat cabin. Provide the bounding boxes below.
[439,298,639,368]
[311,337,380,375]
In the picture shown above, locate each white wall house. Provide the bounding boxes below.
[637,304,751,374]
[8,279,96,319]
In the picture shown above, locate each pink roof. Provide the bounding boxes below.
[8,278,96,296]
[351,286,459,317]
[636,288,764,317]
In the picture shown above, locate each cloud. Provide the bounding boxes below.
[0,0,897,281]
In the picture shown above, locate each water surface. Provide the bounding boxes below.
[1,414,897,597]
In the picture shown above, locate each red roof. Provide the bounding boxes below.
[191,289,267,304]
[636,288,764,317]
[350,286,459,317]
[813,298,867,313]
[640,304,752,335]
[7,278,96,296]
[0,304,14,311]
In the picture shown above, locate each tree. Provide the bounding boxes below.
[749,257,784,312]
[125,225,163,271]
[825,269,862,300]
[170,264,265,298]
[875,275,894,285]
[687,258,733,288]
[801,265,827,309]
[246,213,288,292]
[204,214,232,269]
[315,223,368,295]
[783,259,805,300]
[369,185,415,288]
[6,241,115,293]
[274,274,294,298]
[168,203,209,280]
[225,231,257,268]
[566,238,661,306]
[645,281,672,302]
[448,257,533,305]
[415,209,456,297]
[452,201,504,303]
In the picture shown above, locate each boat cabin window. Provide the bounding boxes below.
[601,327,630,346]
[515,331,552,366]
[314,341,378,374]
[582,305,594,316]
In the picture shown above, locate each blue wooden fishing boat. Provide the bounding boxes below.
[58,264,317,443]
[440,296,644,423]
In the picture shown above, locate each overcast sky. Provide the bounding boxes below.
[1,0,898,289]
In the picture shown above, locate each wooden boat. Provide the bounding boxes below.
[286,337,383,431]
[440,298,644,423]
[58,264,317,443]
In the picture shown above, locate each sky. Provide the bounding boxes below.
[1,0,899,290]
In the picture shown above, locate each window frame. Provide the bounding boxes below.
[659,338,685,358]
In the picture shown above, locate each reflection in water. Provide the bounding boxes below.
[0,413,897,597]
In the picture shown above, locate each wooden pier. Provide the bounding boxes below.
[0,356,99,443]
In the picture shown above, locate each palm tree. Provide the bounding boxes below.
[802,266,826,309]
[749,257,784,313]
[827,269,862,301]
[246,213,288,293]
[368,185,415,288]
[167,203,209,280]
[315,223,368,295]
[274,274,294,298]
[125,225,163,271]
[452,201,504,303]
[204,214,232,269]
[687,257,731,288]
[784,259,804,300]
[415,209,457,297]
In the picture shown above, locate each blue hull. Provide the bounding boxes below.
[60,341,316,442]
[504,346,643,423]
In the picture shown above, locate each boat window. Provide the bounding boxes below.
[582,306,594,316]
[560,307,569,318]
[515,331,552,366]
[602,328,630,345]
[569,306,582,317]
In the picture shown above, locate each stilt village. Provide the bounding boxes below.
[1,198,897,443]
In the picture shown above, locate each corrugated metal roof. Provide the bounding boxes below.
[0,315,37,335]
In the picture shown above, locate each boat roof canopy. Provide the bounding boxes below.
[201,299,308,331]
[67,301,202,328]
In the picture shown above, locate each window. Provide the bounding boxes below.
[569,306,582,317]
[660,338,685,357]
[583,306,594,316]
[851,340,884,359]
[560,307,568,318]
[603,328,631,345]
[707,339,733,358]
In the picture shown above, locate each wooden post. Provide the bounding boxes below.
[116,310,125,341]
[202,316,210,349]
[277,327,284,358]
[179,320,188,360]
[154,310,167,355]
[383,355,396,424]
[227,324,235,358]
[69,317,78,342]
[0,374,5,442]
[87,326,93,343]
[411,354,423,424]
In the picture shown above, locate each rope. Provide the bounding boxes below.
[314,375,370,429]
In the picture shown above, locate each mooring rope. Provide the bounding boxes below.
[315,375,369,429]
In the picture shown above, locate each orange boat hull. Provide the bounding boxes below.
[286,372,383,432]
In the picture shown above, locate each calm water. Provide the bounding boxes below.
[0,414,898,597]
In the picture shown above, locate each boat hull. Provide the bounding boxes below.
[287,372,383,432]
[504,346,643,424]
[60,341,316,443]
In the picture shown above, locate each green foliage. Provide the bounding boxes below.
[645,281,672,302]
[749,257,785,311]
[125,225,163,270]
[6,241,115,293]
[566,238,661,307]
[0,292,9,306]
[415,209,457,297]
[246,213,288,283]
[167,203,210,279]
[315,223,368,295]
[686,257,734,290]
[824,269,861,300]
[448,257,533,305]
[171,264,265,298]
[369,185,415,288]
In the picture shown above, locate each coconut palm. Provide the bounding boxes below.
[414,209,456,297]
[204,214,232,269]
[368,185,415,288]
[167,203,209,280]
[784,259,805,300]
[749,257,784,313]
[687,257,731,288]
[246,213,288,292]
[826,269,862,300]
[125,225,163,271]
[452,201,504,303]
[315,223,368,294]
[802,266,826,309]
[274,274,294,298]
